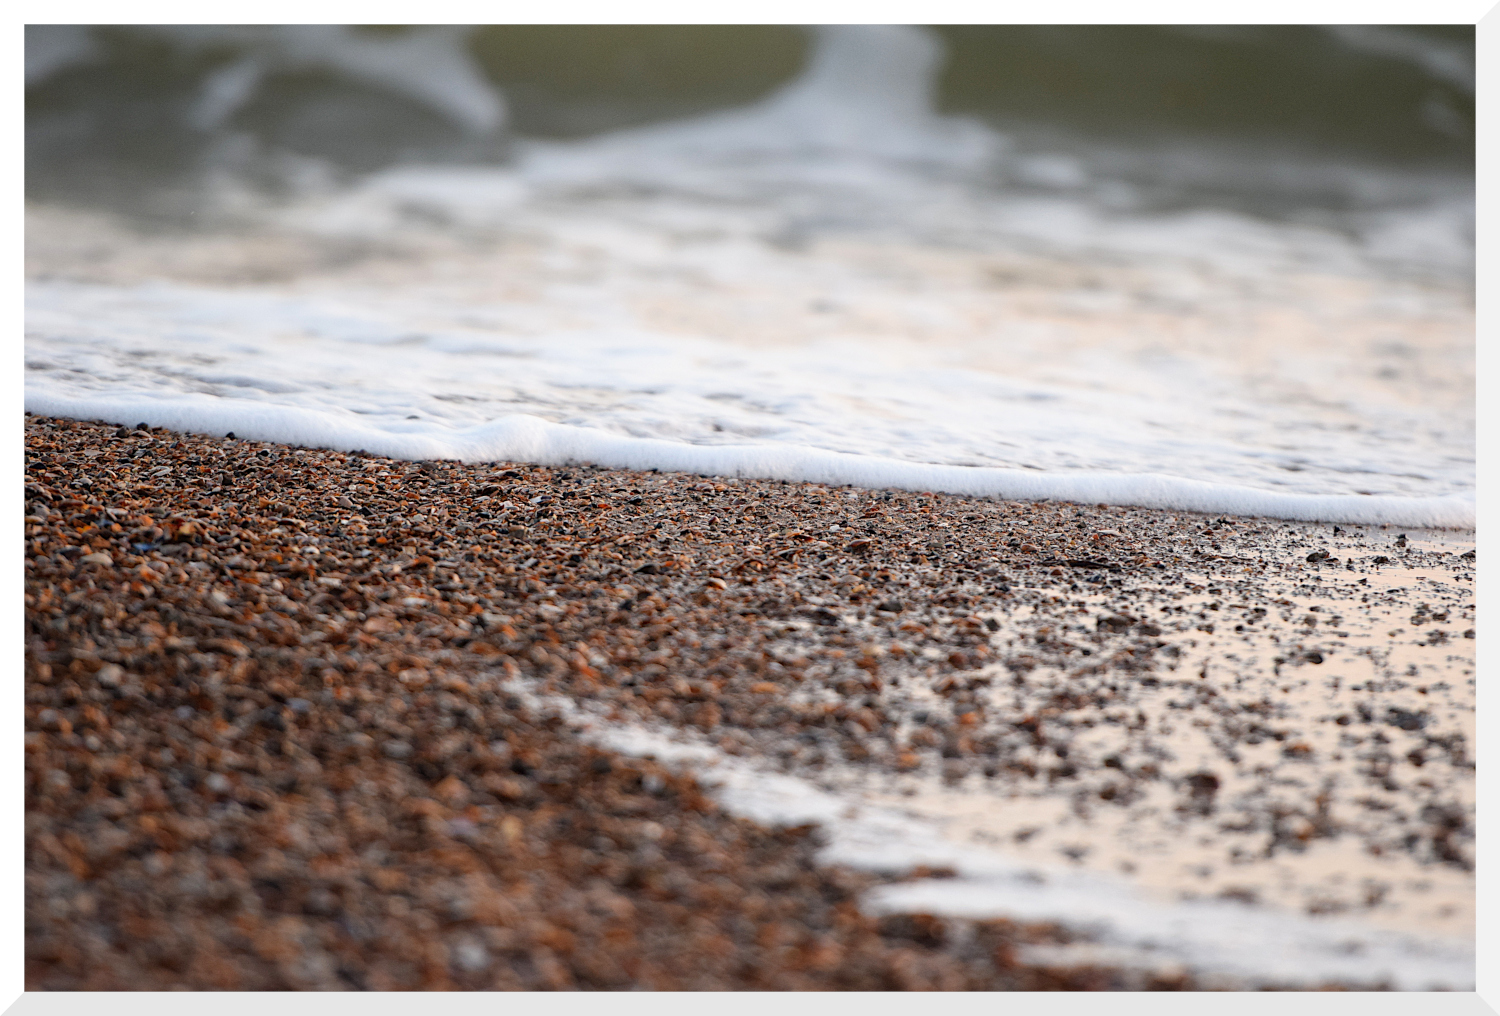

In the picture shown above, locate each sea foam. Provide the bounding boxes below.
[25,392,1474,529]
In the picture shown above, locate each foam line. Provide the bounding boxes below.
[27,393,1474,529]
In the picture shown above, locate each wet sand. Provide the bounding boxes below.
[23,414,1474,989]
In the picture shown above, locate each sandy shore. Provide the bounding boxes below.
[24,414,1474,989]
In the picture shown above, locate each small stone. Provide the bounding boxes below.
[452,937,490,973]
[434,775,469,805]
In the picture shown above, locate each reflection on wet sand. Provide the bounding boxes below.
[812,525,1474,940]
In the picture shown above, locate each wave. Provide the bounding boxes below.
[517,25,997,179]
[27,26,1474,245]
[254,25,1473,280]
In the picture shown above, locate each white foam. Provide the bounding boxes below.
[25,261,1473,528]
[23,387,1473,529]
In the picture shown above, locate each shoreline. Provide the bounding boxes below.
[20,396,1477,531]
[24,414,1475,989]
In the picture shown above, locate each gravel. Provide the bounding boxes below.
[25,413,1473,989]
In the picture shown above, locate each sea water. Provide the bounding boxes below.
[25,25,1474,525]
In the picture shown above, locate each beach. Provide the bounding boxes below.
[24,414,1475,989]
[24,25,1474,990]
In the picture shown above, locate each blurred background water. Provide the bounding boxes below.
[25,25,1475,220]
[24,25,1476,522]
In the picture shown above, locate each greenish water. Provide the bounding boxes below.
[26,24,1473,217]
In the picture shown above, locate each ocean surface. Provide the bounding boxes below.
[25,24,1476,525]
